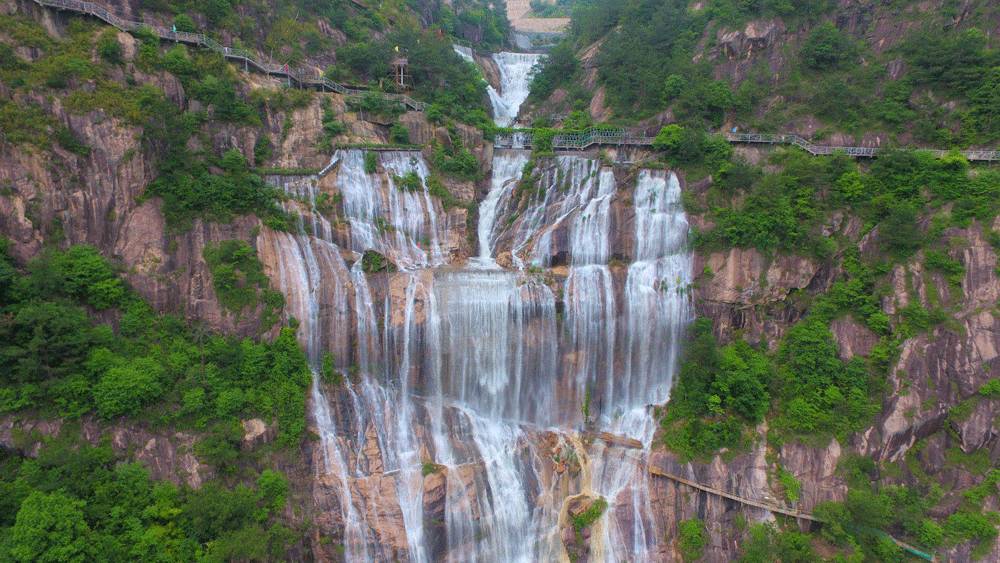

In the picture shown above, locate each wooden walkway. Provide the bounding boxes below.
[648,465,936,561]
[31,0,426,111]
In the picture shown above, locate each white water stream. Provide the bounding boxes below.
[263,57,691,561]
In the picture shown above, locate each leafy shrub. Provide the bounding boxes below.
[431,138,480,180]
[678,518,707,561]
[389,122,410,144]
[203,240,284,321]
[194,420,243,472]
[317,98,346,152]
[361,250,396,274]
[94,357,164,418]
[9,490,91,562]
[364,151,378,174]
[173,13,196,32]
[979,379,1000,398]
[392,171,422,192]
[772,319,879,440]
[96,28,121,63]
[662,319,769,459]
[800,22,857,70]
[571,497,608,531]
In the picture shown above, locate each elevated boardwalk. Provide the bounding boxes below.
[494,128,655,150]
[726,132,999,162]
[31,0,426,111]
[648,465,936,561]
[495,128,1000,162]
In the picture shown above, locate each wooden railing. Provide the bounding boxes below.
[31,0,427,111]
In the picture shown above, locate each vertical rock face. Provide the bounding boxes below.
[670,205,1000,561]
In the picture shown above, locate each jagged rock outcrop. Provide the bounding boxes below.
[0,415,212,487]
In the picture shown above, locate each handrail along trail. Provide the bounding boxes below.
[31,0,426,111]
[648,465,937,562]
[494,128,1000,162]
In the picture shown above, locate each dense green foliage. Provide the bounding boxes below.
[431,136,481,180]
[0,438,297,562]
[662,319,769,459]
[737,523,821,562]
[678,518,708,561]
[361,250,396,274]
[695,146,1000,261]
[570,497,607,532]
[331,25,489,126]
[0,242,310,448]
[529,0,1000,144]
[203,240,284,324]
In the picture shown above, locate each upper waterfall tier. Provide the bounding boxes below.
[332,149,446,270]
[452,46,541,127]
[488,52,542,127]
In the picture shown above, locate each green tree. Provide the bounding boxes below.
[9,491,92,562]
[678,518,707,561]
[93,357,165,418]
[257,470,289,514]
[800,22,856,70]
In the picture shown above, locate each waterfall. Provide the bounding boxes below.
[476,149,530,265]
[334,149,444,270]
[620,171,692,436]
[259,176,372,560]
[591,170,692,563]
[488,52,542,127]
[265,151,692,560]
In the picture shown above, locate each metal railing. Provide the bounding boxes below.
[495,129,999,162]
[726,132,1000,162]
[32,0,426,111]
[494,128,655,150]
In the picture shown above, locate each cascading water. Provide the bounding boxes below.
[487,52,542,127]
[263,46,691,561]
[475,149,530,265]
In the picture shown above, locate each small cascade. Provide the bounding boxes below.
[334,149,445,269]
[259,176,372,560]
[589,170,693,562]
[487,52,542,127]
[476,149,530,265]
[620,170,692,435]
[452,44,475,64]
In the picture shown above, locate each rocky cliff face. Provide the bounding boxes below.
[660,183,1000,562]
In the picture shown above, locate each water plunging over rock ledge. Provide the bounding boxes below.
[260,142,693,560]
